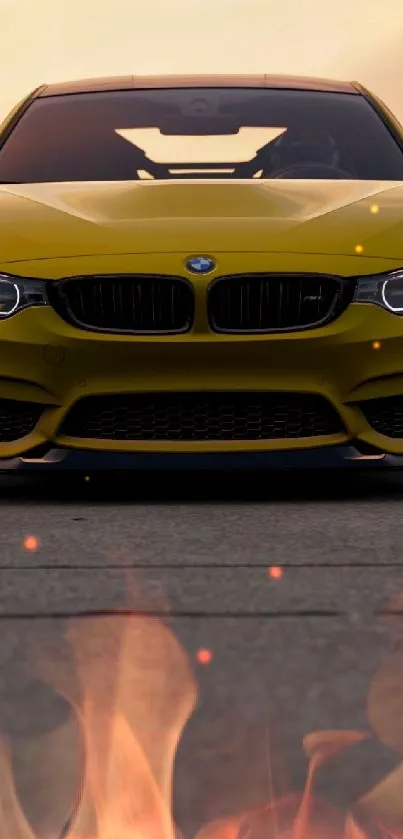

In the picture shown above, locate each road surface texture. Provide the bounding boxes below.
[1,469,403,838]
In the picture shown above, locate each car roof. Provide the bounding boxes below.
[37,73,359,97]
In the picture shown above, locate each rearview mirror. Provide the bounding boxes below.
[159,117,242,136]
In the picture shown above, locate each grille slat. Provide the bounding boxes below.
[297,277,302,324]
[0,399,44,442]
[359,396,403,438]
[208,273,352,332]
[50,275,194,333]
[116,280,123,325]
[77,285,85,320]
[60,392,344,442]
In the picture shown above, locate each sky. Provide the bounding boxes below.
[0,0,403,122]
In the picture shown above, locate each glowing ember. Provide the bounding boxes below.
[22,534,39,551]
[268,565,284,579]
[372,340,382,350]
[369,204,380,214]
[354,244,364,254]
[196,648,213,665]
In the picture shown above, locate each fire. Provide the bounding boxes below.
[1,607,403,839]
[34,615,197,839]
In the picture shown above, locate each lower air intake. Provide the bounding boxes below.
[60,392,344,441]
[359,395,403,437]
[0,398,43,442]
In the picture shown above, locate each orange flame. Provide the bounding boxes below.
[0,608,402,839]
[0,737,36,839]
[35,614,197,839]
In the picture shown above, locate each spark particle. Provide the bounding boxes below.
[354,244,364,254]
[268,565,284,580]
[196,648,213,664]
[84,475,91,482]
[372,340,382,350]
[23,535,39,552]
[370,203,380,214]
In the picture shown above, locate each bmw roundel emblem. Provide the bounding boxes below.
[185,255,216,274]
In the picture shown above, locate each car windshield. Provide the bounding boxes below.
[0,86,403,182]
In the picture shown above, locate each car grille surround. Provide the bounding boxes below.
[207,273,354,332]
[47,271,354,335]
[59,391,345,442]
[48,274,195,334]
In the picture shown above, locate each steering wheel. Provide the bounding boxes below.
[270,162,353,179]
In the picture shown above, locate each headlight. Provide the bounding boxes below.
[0,274,48,318]
[354,269,403,315]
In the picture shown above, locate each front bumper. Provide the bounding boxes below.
[3,251,403,469]
[1,444,403,471]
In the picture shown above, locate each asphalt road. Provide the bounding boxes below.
[1,469,403,838]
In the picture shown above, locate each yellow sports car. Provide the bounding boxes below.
[2,72,403,472]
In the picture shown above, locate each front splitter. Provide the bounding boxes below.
[0,444,403,471]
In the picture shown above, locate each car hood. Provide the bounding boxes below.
[1,178,403,264]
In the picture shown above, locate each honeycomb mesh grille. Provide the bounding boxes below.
[0,399,44,442]
[359,395,403,438]
[60,392,344,441]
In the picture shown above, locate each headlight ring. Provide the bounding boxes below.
[0,274,48,318]
[354,269,403,315]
